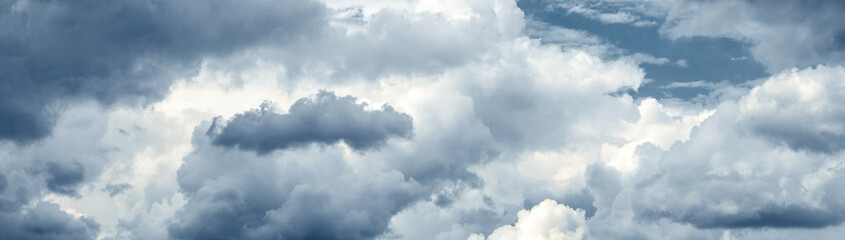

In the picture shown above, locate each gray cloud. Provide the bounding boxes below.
[11,1,845,239]
[0,173,6,194]
[0,202,99,240]
[102,183,132,197]
[170,90,505,240]
[0,159,100,239]
[171,106,423,239]
[209,91,414,154]
[0,102,178,240]
[0,0,327,143]
[169,91,421,239]
[44,160,86,197]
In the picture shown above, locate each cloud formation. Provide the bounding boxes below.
[651,0,845,71]
[631,66,845,229]
[473,199,587,240]
[0,202,99,240]
[3,0,845,239]
[171,92,422,240]
[209,91,414,154]
[0,0,326,143]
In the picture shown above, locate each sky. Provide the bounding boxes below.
[1,0,845,239]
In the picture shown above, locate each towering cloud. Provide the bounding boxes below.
[629,66,845,229]
[171,92,420,239]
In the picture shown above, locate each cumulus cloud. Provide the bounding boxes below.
[208,91,413,154]
[472,199,587,240]
[738,66,845,153]
[6,0,845,239]
[170,95,423,239]
[630,66,845,229]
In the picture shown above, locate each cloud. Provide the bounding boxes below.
[170,109,424,240]
[0,0,327,143]
[0,202,99,240]
[647,0,845,72]
[208,91,414,154]
[102,183,132,197]
[630,65,845,229]
[659,80,730,90]
[44,160,86,197]
[738,66,845,153]
[0,104,111,239]
[1,1,526,237]
[554,1,655,27]
[565,4,637,24]
[472,199,587,240]
[0,101,191,239]
[9,0,845,239]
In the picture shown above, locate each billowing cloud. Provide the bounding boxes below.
[4,0,845,239]
[631,66,845,229]
[472,199,587,240]
[208,91,414,154]
[170,91,423,239]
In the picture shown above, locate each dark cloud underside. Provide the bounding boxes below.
[209,91,414,154]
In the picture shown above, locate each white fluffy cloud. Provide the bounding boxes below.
[630,66,845,230]
[474,199,587,240]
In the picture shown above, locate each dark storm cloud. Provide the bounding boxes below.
[680,204,843,229]
[44,160,86,197]
[0,202,99,240]
[0,0,327,143]
[209,91,414,154]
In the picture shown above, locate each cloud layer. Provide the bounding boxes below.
[1,0,845,239]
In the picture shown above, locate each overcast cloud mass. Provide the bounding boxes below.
[1,0,844,239]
